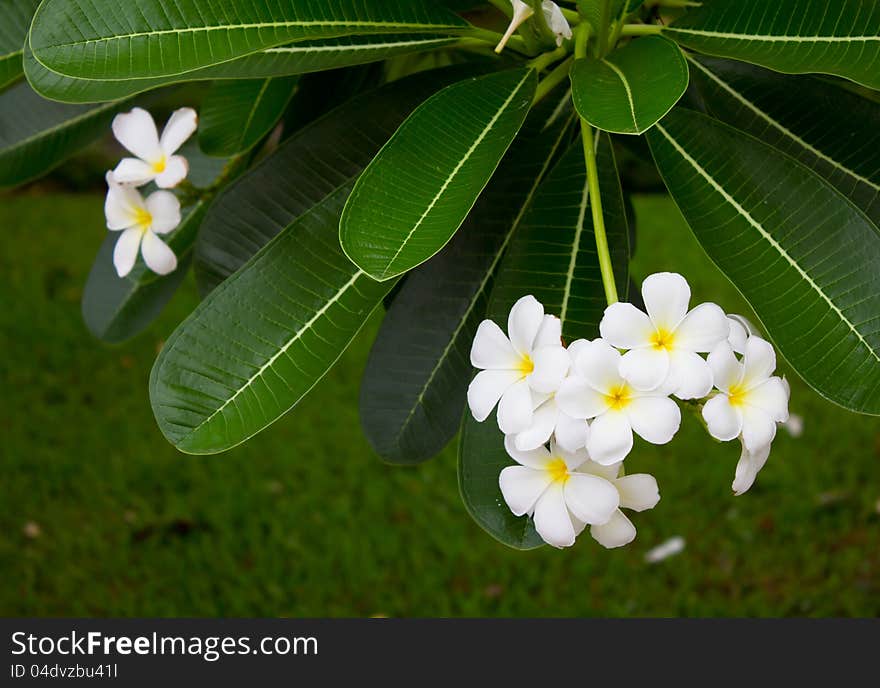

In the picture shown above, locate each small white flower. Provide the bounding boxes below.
[600,272,729,399]
[556,338,681,465]
[542,1,572,46]
[104,172,180,277]
[499,436,620,548]
[468,295,570,435]
[702,336,790,454]
[495,0,534,53]
[111,107,197,188]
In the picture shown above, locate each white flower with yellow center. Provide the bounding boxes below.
[702,337,790,454]
[542,1,572,46]
[600,272,729,399]
[468,295,570,435]
[556,338,681,464]
[104,172,180,277]
[499,436,620,548]
[111,107,197,188]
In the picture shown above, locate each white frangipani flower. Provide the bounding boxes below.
[702,337,790,453]
[556,338,681,465]
[468,295,570,435]
[578,460,661,549]
[542,1,572,46]
[495,0,534,53]
[499,436,620,548]
[104,172,180,277]
[600,272,729,399]
[111,107,197,188]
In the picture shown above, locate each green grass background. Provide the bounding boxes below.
[2,193,879,617]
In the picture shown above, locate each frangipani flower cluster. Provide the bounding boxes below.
[468,273,791,549]
[103,107,198,277]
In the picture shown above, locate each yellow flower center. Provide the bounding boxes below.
[727,383,749,407]
[132,207,153,230]
[650,328,676,351]
[151,155,167,174]
[518,354,535,376]
[546,458,569,484]
[605,382,633,411]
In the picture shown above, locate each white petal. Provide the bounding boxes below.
[642,272,690,331]
[578,460,621,482]
[747,377,790,423]
[112,157,157,187]
[626,396,680,445]
[499,466,552,516]
[732,441,771,496]
[467,369,521,421]
[497,379,533,434]
[573,338,623,393]
[667,349,713,400]
[599,302,654,349]
[556,377,610,419]
[504,434,552,469]
[673,302,729,352]
[112,227,143,277]
[587,411,633,465]
[104,183,144,230]
[528,346,570,393]
[534,482,577,548]
[533,314,562,349]
[112,107,162,163]
[742,336,776,387]
[615,474,660,512]
[727,316,749,354]
[740,405,777,454]
[471,320,520,370]
[567,338,591,363]
[144,190,181,234]
[513,399,558,451]
[707,341,742,393]
[619,347,670,391]
[155,155,189,189]
[507,295,544,357]
[554,411,589,452]
[590,510,636,549]
[159,107,198,155]
[542,0,572,45]
[702,394,743,442]
[140,230,177,275]
[553,439,590,471]
[563,473,619,525]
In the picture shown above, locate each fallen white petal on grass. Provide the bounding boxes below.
[644,536,685,563]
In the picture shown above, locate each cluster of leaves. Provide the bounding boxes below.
[2,0,879,549]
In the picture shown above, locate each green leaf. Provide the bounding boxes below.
[199,77,298,157]
[0,80,124,189]
[150,184,395,454]
[647,107,880,414]
[685,55,880,228]
[459,133,630,550]
[30,0,467,81]
[0,0,40,91]
[570,35,688,135]
[359,90,575,465]
[665,0,880,90]
[194,65,483,295]
[24,33,458,103]
[340,68,537,281]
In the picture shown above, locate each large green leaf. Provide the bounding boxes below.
[648,108,880,414]
[29,0,467,81]
[359,90,575,465]
[0,80,124,189]
[194,65,483,295]
[459,132,630,550]
[685,55,880,228]
[340,68,537,281]
[24,33,457,103]
[199,77,298,157]
[150,184,395,454]
[570,35,688,135]
[666,0,880,89]
[0,0,39,90]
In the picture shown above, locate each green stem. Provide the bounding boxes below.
[580,123,618,305]
[528,44,568,72]
[596,0,612,56]
[487,0,512,16]
[620,23,663,36]
[532,56,574,104]
[646,0,701,8]
[526,0,556,47]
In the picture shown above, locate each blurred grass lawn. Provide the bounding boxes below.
[2,193,879,617]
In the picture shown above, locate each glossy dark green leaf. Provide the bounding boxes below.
[340,68,537,281]
[0,0,39,91]
[359,90,574,465]
[570,35,688,135]
[666,0,880,89]
[686,55,880,227]
[648,107,880,414]
[199,77,298,157]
